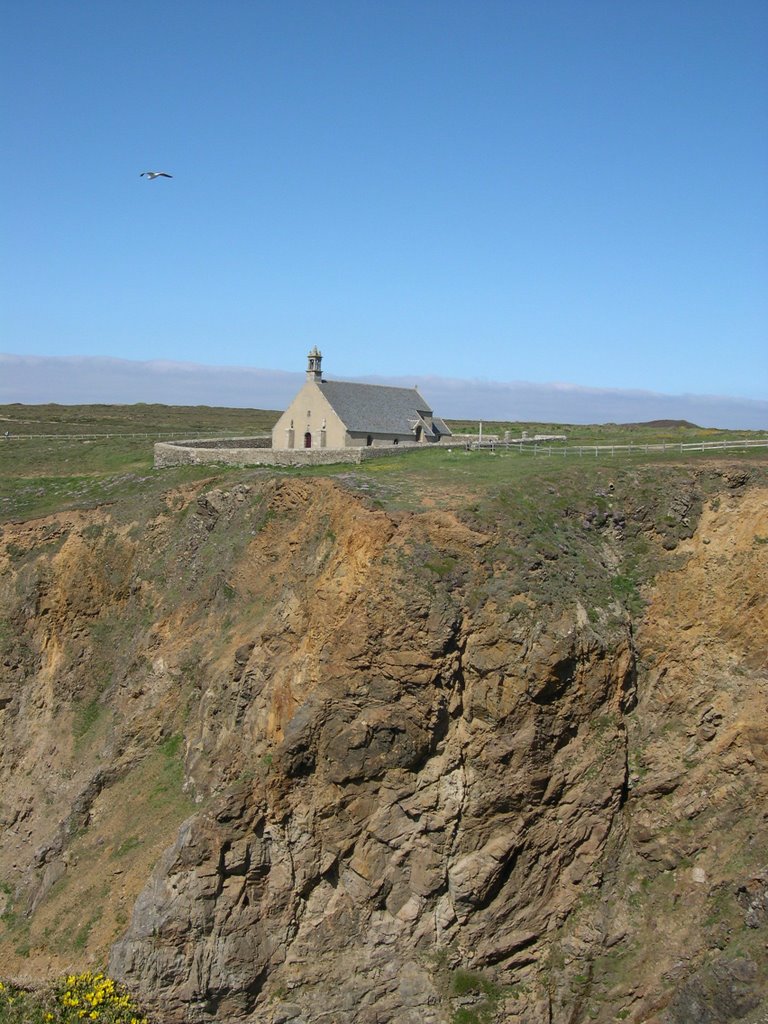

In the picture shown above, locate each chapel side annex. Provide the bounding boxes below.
[271,349,452,450]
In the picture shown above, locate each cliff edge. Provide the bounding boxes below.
[1,464,766,1023]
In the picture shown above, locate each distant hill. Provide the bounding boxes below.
[628,418,701,428]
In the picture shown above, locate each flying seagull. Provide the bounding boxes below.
[140,171,173,179]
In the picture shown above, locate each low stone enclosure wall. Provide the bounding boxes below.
[154,435,768,470]
[154,436,439,469]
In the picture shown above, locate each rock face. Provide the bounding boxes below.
[1,468,767,1023]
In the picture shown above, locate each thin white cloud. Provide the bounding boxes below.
[1,353,766,430]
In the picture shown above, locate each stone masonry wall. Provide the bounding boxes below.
[153,437,439,469]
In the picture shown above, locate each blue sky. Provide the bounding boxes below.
[2,0,767,417]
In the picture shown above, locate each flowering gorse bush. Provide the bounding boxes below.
[0,973,151,1024]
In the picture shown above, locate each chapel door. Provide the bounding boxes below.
[304,432,312,448]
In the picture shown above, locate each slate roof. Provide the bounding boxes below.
[317,381,451,438]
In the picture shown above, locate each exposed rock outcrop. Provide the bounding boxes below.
[1,467,766,1023]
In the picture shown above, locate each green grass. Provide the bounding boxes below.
[315,445,766,519]
[72,909,102,950]
[111,836,141,858]
[148,734,192,808]
[159,733,184,759]
[451,970,500,998]
[2,416,765,632]
[0,884,16,931]
[0,403,278,523]
[1,403,766,524]
[2,405,767,632]
[447,417,767,446]
[0,401,278,437]
[449,969,502,1024]
[72,698,103,740]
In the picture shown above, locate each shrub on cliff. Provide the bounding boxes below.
[0,973,151,1024]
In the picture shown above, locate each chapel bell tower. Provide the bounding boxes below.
[306,347,323,382]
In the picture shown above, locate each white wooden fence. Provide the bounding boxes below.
[2,430,242,440]
[470,438,768,457]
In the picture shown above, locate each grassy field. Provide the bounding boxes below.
[0,404,278,522]
[446,417,766,445]
[1,403,766,524]
[0,402,279,437]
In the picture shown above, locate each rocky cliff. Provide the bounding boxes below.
[1,464,766,1024]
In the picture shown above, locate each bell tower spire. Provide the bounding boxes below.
[306,346,323,383]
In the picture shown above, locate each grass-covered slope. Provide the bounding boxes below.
[1,402,765,524]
